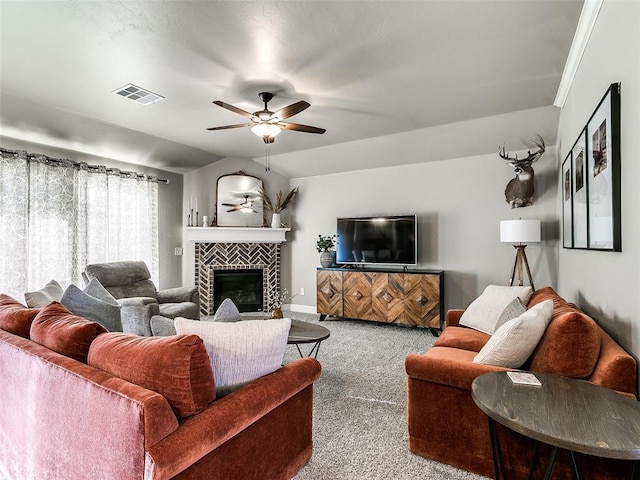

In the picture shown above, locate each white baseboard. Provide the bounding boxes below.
[286,303,317,314]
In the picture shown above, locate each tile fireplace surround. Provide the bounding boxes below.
[184,227,290,316]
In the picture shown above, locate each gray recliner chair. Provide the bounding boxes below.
[83,261,199,336]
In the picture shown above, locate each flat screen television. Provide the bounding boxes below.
[336,215,417,265]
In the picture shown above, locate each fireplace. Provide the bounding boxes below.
[195,241,282,315]
[213,269,264,312]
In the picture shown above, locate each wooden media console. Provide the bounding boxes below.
[316,267,444,334]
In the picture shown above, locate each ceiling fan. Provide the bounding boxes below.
[207,92,326,144]
[222,195,257,214]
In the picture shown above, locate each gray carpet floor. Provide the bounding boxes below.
[282,311,488,480]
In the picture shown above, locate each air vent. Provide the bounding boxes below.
[112,83,164,105]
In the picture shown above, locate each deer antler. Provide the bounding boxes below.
[499,144,518,161]
[499,134,545,164]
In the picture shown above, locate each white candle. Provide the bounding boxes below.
[195,198,198,212]
[190,196,193,211]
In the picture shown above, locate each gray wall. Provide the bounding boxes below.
[556,1,640,362]
[287,146,559,313]
[0,136,184,290]
[181,157,291,286]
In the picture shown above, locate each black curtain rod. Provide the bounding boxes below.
[0,147,170,184]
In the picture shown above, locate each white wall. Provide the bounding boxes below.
[0,136,184,290]
[556,0,640,363]
[181,157,291,286]
[288,146,559,313]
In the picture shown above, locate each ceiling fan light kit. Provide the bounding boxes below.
[251,123,281,139]
[208,91,325,145]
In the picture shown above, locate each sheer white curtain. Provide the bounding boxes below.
[0,149,159,300]
[0,150,29,297]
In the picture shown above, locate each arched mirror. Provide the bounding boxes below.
[215,171,264,227]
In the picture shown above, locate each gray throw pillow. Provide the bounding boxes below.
[61,279,122,332]
[150,315,177,336]
[24,279,64,308]
[213,298,242,322]
[494,297,527,331]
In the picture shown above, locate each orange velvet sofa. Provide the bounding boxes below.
[0,296,321,480]
[405,287,637,480]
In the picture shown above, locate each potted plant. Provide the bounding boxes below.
[316,234,337,268]
[259,186,299,228]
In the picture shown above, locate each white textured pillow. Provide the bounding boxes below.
[472,299,554,368]
[459,285,533,334]
[175,317,291,396]
[24,280,64,308]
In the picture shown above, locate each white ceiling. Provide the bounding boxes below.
[0,1,583,176]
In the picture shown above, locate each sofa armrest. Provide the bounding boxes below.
[146,357,321,480]
[406,347,510,391]
[446,309,465,327]
[157,287,197,304]
[117,297,159,336]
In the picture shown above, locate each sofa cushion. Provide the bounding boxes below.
[175,317,291,397]
[61,279,122,332]
[459,285,533,334]
[433,326,490,352]
[212,298,242,322]
[30,302,107,363]
[24,279,64,308]
[0,294,40,339]
[472,300,553,368]
[158,301,199,320]
[88,332,215,418]
[527,310,601,378]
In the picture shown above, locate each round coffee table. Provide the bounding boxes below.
[288,319,330,358]
[239,314,330,358]
[472,371,640,480]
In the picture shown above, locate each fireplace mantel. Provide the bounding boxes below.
[184,227,290,244]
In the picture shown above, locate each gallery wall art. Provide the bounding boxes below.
[561,83,621,251]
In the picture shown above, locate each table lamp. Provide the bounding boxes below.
[500,219,541,289]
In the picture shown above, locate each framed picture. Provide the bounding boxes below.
[215,171,264,227]
[571,130,588,249]
[585,83,621,251]
[563,83,621,251]
[561,152,573,248]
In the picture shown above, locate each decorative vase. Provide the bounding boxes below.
[271,307,284,319]
[319,251,335,268]
[271,213,281,228]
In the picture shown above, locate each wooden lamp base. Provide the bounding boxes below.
[509,245,534,290]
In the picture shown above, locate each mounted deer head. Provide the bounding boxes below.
[499,135,545,208]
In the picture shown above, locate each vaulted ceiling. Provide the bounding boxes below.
[0,1,583,175]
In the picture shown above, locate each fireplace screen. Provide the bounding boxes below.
[213,269,263,313]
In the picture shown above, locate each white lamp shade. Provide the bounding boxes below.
[500,219,541,243]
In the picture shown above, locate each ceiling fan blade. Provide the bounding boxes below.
[273,101,310,120]
[206,123,253,131]
[280,122,326,134]
[222,202,239,207]
[212,101,255,118]
[227,207,241,212]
